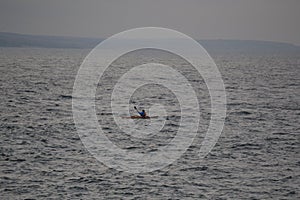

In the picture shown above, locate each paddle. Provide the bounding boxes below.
[134,106,139,113]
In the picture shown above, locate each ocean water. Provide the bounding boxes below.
[0,47,299,199]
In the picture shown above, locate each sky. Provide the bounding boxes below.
[1,0,300,45]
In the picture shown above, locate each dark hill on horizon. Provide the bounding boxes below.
[1,32,300,54]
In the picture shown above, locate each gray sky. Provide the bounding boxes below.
[1,0,300,45]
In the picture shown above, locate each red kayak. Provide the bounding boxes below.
[122,115,150,119]
[122,116,158,119]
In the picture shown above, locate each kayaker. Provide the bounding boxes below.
[134,106,147,118]
[139,109,146,118]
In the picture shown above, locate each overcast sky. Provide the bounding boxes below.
[1,0,299,45]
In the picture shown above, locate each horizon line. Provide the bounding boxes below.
[1,31,299,47]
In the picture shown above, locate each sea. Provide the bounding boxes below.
[0,47,299,199]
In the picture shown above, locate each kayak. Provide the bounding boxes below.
[122,116,158,119]
[122,115,150,119]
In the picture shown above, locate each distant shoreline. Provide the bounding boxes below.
[1,32,300,54]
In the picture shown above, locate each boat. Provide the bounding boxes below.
[122,115,150,119]
[122,115,158,119]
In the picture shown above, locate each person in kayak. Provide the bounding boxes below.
[134,106,147,118]
[139,109,146,117]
